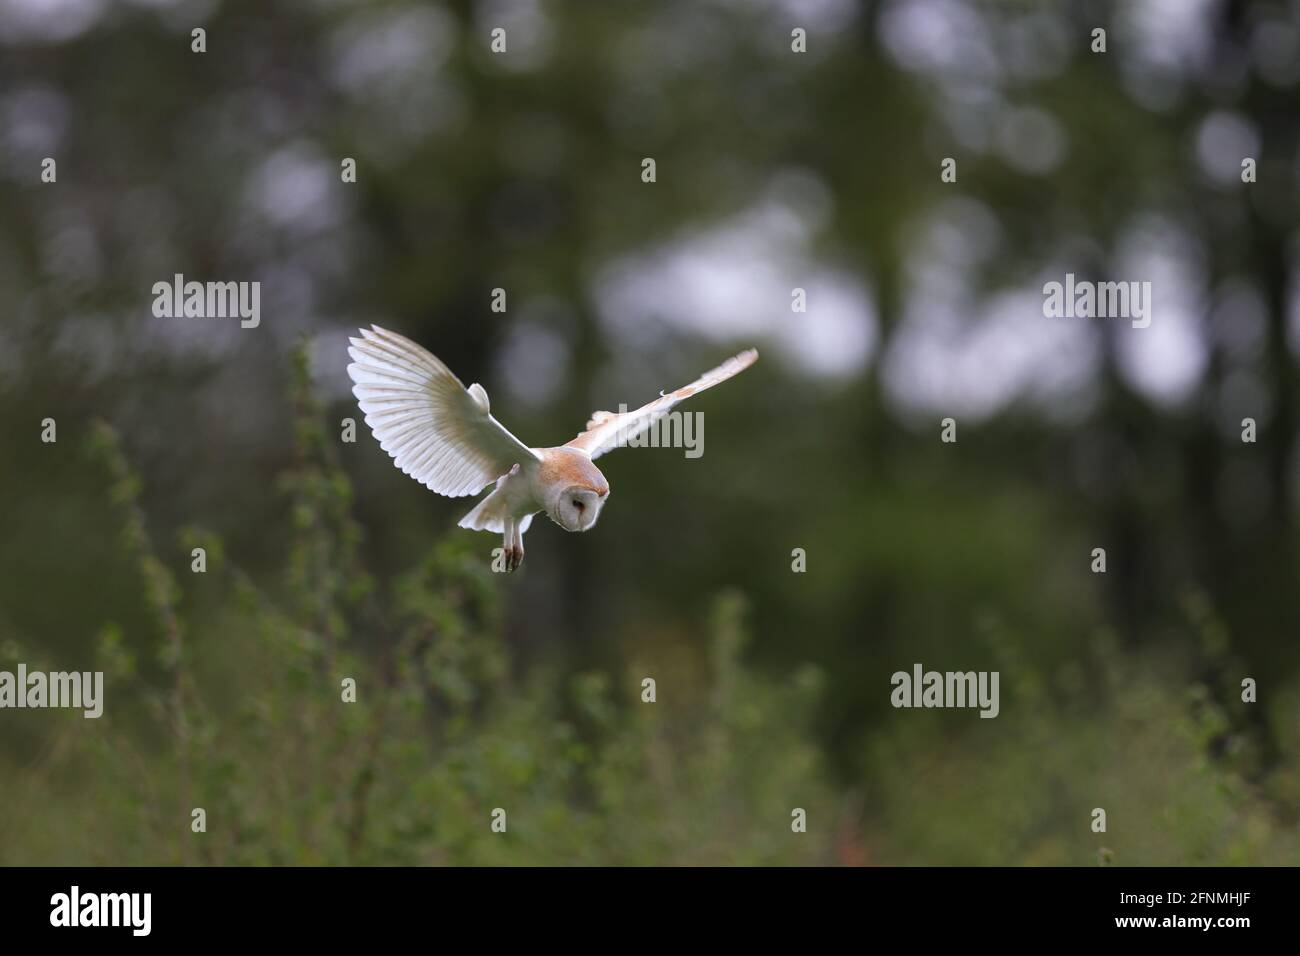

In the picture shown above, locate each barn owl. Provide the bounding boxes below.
[346,325,758,571]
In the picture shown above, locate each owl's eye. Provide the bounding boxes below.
[571,499,585,511]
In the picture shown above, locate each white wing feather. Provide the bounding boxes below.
[347,325,540,497]
[566,348,758,461]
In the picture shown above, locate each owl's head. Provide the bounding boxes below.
[552,484,608,532]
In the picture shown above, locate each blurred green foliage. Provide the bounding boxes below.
[2,0,1299,865]
[3,347,1296,865]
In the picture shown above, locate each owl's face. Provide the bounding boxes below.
[551,485,608,532]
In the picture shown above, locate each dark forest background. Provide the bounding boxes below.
[1,0,1298,864]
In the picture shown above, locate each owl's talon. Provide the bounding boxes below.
[505,546,524,572]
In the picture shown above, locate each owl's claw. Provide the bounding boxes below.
[500,515,525,572]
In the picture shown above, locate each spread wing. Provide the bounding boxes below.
[566,348,758,461]
[347,325,541,497]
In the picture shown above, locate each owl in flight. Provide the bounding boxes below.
[347,325,758,571]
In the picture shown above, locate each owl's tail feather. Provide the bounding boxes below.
[458,488,507,533]
[458,488,534,536]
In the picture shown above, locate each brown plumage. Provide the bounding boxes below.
[537,447,610,497]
